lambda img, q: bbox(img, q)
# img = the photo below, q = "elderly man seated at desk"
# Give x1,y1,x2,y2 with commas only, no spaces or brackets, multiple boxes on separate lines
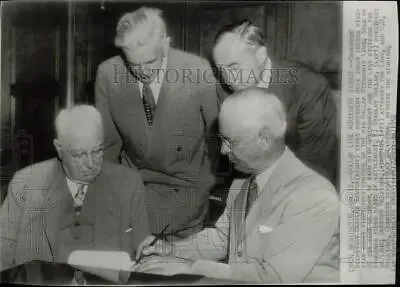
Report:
135,88,340,283
0,105,152,272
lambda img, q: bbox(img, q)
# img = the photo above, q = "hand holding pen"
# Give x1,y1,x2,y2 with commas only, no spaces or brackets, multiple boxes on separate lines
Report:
134,224,173,263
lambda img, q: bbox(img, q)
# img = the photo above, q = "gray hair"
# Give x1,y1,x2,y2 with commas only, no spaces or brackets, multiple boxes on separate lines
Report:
55,105,103,143
114,6,167,49
214,20,265,51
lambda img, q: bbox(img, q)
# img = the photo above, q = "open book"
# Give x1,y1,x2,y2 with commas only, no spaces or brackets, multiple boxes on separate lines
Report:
67,250,134,284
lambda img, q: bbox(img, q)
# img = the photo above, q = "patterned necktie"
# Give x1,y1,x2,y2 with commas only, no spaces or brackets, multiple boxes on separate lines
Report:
245,176,258,218
74,184,86,208
142,83,156,127
72,269,87,285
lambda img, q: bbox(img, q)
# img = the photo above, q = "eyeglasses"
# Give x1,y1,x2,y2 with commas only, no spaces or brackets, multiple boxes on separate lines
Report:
218,133,239,149
218,132,260,149
65,144,104,163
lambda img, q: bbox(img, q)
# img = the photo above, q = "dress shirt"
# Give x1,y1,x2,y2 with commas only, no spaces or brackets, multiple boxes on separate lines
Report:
66,177,88,205
257,57,272,89
137,54,168,104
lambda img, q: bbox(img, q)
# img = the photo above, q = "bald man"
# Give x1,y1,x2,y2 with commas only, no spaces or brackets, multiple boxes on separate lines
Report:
0,105,152,272
135,88,340,283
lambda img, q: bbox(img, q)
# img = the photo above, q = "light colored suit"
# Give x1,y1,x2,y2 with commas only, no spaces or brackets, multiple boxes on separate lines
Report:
95,48,220,237
174,149,340,283
0,159,150,271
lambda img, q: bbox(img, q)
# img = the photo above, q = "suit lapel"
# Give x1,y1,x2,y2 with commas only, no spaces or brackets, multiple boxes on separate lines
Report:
113,60,150,145
145,49,190,160
243,181,274,237
40,160,70,261
243,149,300,237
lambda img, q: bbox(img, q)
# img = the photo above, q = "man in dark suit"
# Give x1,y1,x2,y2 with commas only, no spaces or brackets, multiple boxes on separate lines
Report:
95,7,220,238
0,105,151,271
212,20,338,186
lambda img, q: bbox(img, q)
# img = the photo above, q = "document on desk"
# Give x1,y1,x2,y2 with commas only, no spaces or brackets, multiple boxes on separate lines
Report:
67,250,134,284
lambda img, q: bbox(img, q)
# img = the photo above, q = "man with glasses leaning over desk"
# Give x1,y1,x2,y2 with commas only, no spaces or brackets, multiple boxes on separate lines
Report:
136,88,340,283
0,105,153,276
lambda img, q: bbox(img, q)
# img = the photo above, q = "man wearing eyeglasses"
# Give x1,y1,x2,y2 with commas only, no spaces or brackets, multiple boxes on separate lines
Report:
135,88,339,283
0,105,152,272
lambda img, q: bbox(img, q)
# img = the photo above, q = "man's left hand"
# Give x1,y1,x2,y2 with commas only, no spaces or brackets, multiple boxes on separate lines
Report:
131,255,193,276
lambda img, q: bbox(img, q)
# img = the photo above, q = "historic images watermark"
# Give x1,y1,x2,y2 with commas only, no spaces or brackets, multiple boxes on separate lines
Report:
111,63,299,86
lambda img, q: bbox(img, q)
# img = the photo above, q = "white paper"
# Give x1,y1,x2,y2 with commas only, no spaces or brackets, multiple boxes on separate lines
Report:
67,250,134,283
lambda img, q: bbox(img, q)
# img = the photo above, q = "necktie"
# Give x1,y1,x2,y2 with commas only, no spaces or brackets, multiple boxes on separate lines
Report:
245,176,258,218
72,270,87,285
74,184,86,208
142,83,156,127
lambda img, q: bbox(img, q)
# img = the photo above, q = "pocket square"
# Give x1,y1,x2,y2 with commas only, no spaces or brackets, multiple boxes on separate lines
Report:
257,225,274,234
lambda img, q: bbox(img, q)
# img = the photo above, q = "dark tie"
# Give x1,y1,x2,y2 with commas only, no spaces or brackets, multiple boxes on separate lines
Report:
74,184,86,207
245,176,258,218
73,184,87,215
73,269,87,285
142,83,156,127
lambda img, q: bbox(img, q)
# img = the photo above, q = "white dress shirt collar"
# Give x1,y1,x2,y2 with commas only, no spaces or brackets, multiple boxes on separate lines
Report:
138,53,169,104
257,57,272,89
66,177,88,201
254,147,287,194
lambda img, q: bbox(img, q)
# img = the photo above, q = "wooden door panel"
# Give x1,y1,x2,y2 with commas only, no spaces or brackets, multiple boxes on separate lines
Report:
4,2,67,170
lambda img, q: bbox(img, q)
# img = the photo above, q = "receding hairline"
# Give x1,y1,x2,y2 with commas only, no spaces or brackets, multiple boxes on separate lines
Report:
212,32,260,60
214,20,265,51
55,105,104,142
115,7,167,49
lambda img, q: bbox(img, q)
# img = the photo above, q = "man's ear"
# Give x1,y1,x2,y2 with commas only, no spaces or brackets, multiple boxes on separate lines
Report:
255,45,268,64
163,37,171,56
53,139,62,159
258,128,271,151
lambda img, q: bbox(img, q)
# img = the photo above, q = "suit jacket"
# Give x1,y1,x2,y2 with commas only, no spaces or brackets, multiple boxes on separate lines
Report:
174,149,340,283
0,159,150,271
95,48,220,237
216,55,338,186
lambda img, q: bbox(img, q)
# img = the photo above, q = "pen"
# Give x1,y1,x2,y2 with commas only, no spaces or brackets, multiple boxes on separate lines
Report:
136,224,170,263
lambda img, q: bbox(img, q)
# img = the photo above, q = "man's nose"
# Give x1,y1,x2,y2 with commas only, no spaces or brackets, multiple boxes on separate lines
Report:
84,154,95,168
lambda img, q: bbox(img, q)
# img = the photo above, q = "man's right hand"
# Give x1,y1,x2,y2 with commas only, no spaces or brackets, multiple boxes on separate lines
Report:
141,239,174,257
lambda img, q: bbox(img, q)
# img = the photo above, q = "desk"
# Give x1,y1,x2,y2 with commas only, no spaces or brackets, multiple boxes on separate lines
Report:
1,261,243,285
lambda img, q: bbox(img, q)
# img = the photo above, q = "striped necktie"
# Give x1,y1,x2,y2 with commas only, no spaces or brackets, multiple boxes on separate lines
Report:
74,184,86,208
72,269,87,285
142,83,156,127
245,176,258,218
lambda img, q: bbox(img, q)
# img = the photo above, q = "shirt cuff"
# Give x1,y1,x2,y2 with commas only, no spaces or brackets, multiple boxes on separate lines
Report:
190,259,233,279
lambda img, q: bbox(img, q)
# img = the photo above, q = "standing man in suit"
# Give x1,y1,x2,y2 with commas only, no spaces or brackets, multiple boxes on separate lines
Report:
136,88,340,283
95,7,220,239
212,20,338,186
0,105,152,271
